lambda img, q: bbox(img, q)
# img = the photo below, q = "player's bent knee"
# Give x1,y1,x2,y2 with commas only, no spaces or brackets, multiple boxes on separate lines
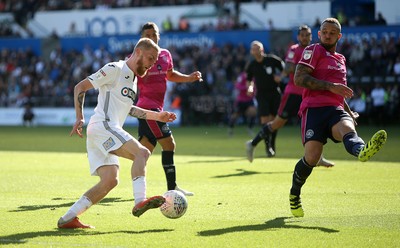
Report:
139,147,151,161
100,177,119,192
304,155,320,167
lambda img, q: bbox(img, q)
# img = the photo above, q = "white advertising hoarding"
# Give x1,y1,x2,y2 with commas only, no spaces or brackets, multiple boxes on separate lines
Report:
32,1,330,36
0,108,181,126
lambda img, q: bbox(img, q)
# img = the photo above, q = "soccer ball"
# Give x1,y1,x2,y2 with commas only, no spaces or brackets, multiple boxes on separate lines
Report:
160,190,188,219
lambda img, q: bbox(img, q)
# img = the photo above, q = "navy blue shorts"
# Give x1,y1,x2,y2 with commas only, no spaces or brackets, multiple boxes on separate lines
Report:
300,106,352,145
277,93,302,119
138,109,172,147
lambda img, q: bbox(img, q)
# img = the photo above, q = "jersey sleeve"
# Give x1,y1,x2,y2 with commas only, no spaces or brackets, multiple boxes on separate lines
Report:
298,44,320,70
285,45,296,64
164,49,174,71
88,62,119,89
273,55,285,74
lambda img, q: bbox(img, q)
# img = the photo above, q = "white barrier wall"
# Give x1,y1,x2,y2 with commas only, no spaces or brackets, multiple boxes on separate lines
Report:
0,108,181,126
32,1,330,36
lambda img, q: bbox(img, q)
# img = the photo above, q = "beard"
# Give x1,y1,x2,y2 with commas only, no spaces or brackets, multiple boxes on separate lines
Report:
136,57,148,77
321,38,338,51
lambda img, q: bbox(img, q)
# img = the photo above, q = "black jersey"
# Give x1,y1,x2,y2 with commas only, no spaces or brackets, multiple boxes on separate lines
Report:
246,54,285,94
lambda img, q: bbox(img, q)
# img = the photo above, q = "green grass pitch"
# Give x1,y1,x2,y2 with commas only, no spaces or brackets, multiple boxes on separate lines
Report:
0,125,399,247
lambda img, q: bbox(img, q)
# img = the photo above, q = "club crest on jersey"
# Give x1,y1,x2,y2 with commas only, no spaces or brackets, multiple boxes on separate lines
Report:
157,64,162,71
121,87,136,102
265,66,272,74
303,50,312,60
95,69,107,79
102,137,116,151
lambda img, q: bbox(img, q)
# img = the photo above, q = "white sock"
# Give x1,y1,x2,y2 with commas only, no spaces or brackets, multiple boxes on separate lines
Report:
133,176,146,205
61,195,93,221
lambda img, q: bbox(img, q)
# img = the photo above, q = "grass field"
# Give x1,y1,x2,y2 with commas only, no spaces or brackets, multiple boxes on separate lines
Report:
0,125,399,247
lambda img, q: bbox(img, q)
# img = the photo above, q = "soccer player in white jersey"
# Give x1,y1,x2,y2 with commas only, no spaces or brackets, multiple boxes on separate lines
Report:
57,38,177,229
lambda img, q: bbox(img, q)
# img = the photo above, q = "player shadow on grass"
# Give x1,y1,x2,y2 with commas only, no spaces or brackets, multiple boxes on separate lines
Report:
9,197,131,212
197,217,339,236
187,158,244,164
212,169,292,178
0,229,174,245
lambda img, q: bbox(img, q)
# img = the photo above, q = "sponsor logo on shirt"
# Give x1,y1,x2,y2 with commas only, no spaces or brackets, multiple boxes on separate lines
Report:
147,71,167,76
327,62,344,71
121,87,136,102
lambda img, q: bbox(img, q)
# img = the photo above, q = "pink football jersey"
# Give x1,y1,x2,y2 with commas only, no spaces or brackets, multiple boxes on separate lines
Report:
284,43,306,95
137,49,173,110
298,43,347,115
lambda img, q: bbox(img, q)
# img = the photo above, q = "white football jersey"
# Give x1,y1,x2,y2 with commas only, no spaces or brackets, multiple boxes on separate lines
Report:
88,60,137,126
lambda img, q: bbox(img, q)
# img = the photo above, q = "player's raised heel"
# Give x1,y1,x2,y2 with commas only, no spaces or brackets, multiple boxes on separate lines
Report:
246,140,255,162
175,186,194,196
289,194,304,217
57,217,94,229
317,157,335,167
358,130,387,162
266,147,275,157
132,195,165,217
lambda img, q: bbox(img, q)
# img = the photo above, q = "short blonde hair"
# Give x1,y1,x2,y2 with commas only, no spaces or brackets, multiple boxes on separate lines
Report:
321,17,341,32
134,37,159,53
251,40,264,50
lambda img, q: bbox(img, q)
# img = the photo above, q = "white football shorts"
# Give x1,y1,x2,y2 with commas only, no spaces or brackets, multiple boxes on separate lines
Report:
86,121,133,176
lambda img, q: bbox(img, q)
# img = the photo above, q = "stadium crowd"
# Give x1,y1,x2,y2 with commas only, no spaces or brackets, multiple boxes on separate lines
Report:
0,0,398,125
0,32,399,125
0,0,251,36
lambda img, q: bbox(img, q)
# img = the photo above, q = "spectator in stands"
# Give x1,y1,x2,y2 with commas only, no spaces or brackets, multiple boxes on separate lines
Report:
387,85,399,123
348,87,367,124
178,16,190,32
370,83,387,126
349,42,365,76
375,12,387,26
162,16,173,32
393,56,400,75
22,102,34,127
313,17,321,29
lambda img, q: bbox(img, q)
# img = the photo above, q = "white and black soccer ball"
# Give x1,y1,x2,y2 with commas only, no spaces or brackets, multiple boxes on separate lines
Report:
160,190,188,219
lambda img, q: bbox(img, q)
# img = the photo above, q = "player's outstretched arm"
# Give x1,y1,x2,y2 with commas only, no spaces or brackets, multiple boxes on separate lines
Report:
167,69,202,83
70,78,94,138
129,106,176,123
